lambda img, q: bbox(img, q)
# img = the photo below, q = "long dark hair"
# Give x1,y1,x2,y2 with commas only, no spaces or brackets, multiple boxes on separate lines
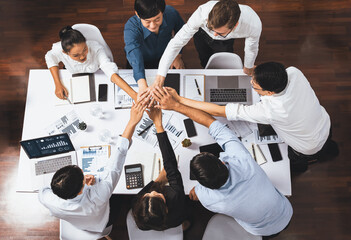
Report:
132,182,168,230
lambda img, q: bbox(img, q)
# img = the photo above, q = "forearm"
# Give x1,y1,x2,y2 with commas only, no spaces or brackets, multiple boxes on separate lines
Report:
179,97,226,117
111,74,137,101
49,66,62,87
173,102,215,128
154,121,164,133
121,121,137,141
137,78,148,90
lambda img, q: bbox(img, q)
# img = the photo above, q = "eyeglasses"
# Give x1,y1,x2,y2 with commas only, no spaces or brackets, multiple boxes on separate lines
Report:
206,23,233,38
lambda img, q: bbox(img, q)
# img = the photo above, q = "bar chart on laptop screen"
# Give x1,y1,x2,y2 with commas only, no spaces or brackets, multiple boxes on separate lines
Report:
36,135,71,155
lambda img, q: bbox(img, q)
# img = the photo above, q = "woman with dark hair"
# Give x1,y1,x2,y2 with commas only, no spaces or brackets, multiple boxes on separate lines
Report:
45,26,136,100
132,106,187,231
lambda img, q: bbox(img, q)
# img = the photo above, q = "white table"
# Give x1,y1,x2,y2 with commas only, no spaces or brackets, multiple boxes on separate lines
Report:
17,69,291,196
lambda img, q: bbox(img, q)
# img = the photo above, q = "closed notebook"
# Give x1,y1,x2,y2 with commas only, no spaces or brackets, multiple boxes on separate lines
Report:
55,73,96,105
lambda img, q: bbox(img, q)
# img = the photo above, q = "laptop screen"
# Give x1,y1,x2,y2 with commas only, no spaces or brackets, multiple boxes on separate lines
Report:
20,133,75,159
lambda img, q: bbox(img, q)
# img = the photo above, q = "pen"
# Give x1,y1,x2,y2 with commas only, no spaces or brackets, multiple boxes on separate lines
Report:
251,144,257,162
158,158,161,174
64,95,72,105
194,79,201,95
137,123,153,136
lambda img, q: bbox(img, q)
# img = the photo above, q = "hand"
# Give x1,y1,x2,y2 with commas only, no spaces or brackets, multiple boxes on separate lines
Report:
243,66,255,76
147,75,166,107
55,84,68,100
152,86,179,110
85,175,96,186
129,101,147,125
146,106,162,126
164,87,181,102
189,187,199,201
170,54,185,69
137,79,149,102
155,168,167,184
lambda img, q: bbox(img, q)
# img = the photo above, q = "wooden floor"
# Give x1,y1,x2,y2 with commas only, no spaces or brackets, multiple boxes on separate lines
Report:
1,0,350,239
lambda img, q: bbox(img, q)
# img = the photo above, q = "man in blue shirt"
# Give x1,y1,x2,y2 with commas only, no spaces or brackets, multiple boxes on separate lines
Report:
150,86,293,239
124,0,184,98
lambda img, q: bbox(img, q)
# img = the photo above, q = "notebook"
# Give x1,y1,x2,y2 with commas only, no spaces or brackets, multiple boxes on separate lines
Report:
20,133,77,191
55,73,96,105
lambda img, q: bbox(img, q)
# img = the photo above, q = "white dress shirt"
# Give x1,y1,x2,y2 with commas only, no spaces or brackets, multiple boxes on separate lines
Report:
157,1,262,77
38,137,129,233
45,40,118,80
225,67,330,155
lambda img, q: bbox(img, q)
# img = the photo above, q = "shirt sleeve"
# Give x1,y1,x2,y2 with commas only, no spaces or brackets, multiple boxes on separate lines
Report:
208,120,249,159
242,7,262,68
124,19,146,82
225,102,271,124
45,43,61,69
94,42,119,80
157,3,209,77
89,136,129,203
156,131,184,193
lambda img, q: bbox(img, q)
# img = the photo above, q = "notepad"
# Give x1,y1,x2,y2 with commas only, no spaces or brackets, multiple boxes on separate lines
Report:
55,73,95,105
184,75,205,101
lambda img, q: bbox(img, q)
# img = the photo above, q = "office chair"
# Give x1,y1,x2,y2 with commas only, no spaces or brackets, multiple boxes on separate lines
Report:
72,23,114,61
205,52,243,69
202,214,262,240
59,219,113,240
126,209,183,240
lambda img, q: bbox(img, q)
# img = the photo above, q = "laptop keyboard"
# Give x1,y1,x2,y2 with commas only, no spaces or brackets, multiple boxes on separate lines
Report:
210,88,247,102
35,156,72,176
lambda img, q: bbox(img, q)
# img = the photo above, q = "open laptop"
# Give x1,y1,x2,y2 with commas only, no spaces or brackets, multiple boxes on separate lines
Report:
20,133,77,190
205,75,252,105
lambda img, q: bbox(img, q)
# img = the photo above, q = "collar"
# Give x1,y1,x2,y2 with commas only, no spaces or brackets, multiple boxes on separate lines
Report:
220,161,232,189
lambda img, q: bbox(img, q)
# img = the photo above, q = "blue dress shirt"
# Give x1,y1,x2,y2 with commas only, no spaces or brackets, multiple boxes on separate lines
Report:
195,121,293,236
124,5,184,81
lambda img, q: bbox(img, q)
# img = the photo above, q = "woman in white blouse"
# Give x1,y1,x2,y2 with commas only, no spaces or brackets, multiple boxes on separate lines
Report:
45,26,137,100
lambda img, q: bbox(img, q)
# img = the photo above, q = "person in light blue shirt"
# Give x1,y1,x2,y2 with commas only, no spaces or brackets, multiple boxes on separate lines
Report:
124,0,184,97
150,86,293,239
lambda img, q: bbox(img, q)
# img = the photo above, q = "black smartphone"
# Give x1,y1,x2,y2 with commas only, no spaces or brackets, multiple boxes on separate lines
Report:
268,143,283,162
98,84,108,101
183,118,197,137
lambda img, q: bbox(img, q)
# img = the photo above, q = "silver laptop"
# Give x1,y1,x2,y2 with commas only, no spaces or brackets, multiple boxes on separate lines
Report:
20,133,77,190
205,75,252,105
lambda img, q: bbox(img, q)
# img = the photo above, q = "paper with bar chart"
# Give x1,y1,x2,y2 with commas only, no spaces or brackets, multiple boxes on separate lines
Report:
134,112,185,149
45,110,82,137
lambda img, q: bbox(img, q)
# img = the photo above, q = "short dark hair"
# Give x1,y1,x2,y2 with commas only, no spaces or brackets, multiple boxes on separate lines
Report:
134,0,166,19
190,152,229,189
132,193,168,230
59,26,86,53
208,0,241,29
51,165,84,200
254,62,288,93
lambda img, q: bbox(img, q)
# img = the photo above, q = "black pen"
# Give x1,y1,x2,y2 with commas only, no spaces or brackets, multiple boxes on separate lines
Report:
138,123,153,136
194,79,201,95
251,144,257,162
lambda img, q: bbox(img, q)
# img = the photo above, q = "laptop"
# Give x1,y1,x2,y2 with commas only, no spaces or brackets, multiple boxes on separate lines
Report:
20,133,77,190
205,75,252,105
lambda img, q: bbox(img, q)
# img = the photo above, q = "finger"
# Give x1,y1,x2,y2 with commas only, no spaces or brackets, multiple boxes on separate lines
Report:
163,87,170,96
153,86,164,98
148,98,155,108
138,89,150,101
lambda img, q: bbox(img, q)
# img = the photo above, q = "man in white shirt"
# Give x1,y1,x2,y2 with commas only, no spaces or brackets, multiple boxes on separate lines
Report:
38,102,147,233
163,62,339,172
149,0,261,90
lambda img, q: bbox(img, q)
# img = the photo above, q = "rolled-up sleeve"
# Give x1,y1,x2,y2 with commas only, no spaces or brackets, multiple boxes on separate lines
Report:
225,102,270,124
124,20,146,82
96,45,118,81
